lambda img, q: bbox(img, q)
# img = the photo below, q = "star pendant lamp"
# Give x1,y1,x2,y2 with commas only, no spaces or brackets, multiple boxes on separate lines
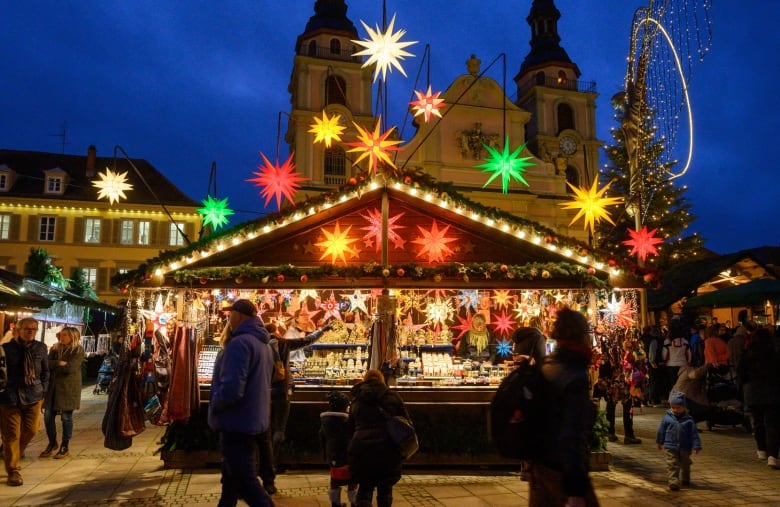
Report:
623,225,664,261
345,119,401,174
93,168,133,204
352,14,417,83
247,152,308,211
410,85,445,123
411,219,457,263
316,221,360,265
197,195,234,230
560,178,623,234
475,137,534,193
308,110,345,148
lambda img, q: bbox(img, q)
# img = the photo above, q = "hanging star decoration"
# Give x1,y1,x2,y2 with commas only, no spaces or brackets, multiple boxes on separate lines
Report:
342,290,369,314
360,207,406,251
496,339,513,358
308,110,345,148
352,14,417,83
457,289,480,312
298,289,319,302
411,219,457,263
247,152,308,211
316,221,360,264
623,225,664,261
450,314,473,341
93,168,133,204
197,195,234,230
402,311,427,334
601,293,636,328
410,85,445,123
475,137,534,193
345,119,401,174
492,289,515,309
490,310,516,337
424,297,455,326
560,178,623,234
318,292,342,321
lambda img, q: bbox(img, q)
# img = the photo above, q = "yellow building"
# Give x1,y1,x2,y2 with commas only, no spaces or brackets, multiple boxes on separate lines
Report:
0,146,201,305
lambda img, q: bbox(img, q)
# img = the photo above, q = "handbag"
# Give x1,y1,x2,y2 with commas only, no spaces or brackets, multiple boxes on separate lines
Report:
379,406,419,459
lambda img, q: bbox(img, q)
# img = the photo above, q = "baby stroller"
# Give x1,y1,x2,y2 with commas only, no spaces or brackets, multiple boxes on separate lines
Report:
93,353,117,394
705,366,750,431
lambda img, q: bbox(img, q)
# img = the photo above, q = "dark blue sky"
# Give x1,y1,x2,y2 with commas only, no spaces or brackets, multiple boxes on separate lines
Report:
1,1,778,254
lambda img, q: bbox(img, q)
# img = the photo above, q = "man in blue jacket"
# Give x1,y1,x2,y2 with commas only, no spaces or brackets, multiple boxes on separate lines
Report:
208,299,274,507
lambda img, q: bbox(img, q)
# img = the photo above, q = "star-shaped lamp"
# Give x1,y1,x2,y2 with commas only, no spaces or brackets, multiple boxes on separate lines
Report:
308,110,345,148
411,219,457,263
410,85,445,123
345,119,401,174
559,178,623,234
247,152,308,211
316,221,360,264
93,168,133,204
352,14,417,83
198,195,234,230
475,137,534,193
623,225,664,261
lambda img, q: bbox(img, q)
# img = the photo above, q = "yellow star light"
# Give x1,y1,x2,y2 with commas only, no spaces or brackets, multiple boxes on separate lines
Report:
559,178,623,234
345,118,401,174
352,14,416,83
93,168,133,204
308,110,345,148
316,221,360,265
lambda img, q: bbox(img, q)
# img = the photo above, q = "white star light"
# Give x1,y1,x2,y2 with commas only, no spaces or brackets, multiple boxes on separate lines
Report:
93,168,133,204
352,14,416,83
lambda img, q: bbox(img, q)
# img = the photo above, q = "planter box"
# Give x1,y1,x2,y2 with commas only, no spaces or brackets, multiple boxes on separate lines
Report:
589,451,612,471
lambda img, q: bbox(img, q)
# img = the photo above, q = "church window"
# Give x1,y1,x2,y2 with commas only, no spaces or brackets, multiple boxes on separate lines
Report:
565,166,579,193
325,75,347,106
308,40,317,56
330,38,341,55
557,103,574,132
324,147,346,185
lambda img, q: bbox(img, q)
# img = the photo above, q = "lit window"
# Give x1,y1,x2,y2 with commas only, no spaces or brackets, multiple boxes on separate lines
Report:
138,221,150,245
120,220,134,245
46,177,62,193
169,222,186,246
84,218,101,243
83,267,98,289
0,214,10,240
39,216,56,241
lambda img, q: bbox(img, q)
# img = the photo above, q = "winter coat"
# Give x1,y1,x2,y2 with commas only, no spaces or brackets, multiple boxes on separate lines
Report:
348,378,408,485
320,410,353,468
536,346,595,498
44,343,85,411
736,335,780,407
511,327,547,364
671,364,709,408
663,338,691,367
208,317,273,434
0,338,50,406
656,410,702,452
271,327,325,399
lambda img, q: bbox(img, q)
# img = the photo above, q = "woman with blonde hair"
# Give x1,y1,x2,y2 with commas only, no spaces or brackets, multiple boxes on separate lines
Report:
40,326,84,458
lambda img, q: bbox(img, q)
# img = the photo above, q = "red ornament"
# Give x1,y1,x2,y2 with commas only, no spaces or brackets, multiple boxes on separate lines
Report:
300,274,308,283
587,267,596,275
348,177,357,186
199,277,207,285
580,248,588,257
643,273,655,283
276,274,285,282
608,259,617,267
396,268,405,277
500,264,508,273
120,287,128,293
404,175,412,185
545,235,554,244
235,276,244,284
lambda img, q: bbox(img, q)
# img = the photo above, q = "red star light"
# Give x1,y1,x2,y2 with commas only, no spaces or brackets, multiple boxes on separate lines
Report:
360,207,406,252
247,152,308,211
411,220,457,263
622,226,664,261
410,85,445,123
490,310,516,337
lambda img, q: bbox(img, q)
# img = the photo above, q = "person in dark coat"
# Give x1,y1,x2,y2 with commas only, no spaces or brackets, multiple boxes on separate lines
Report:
348,368,410,507
511,321,547,365
736,327,780,468
320,390,357,507
40,326,85,459
529,308,599,507
0,317,49,487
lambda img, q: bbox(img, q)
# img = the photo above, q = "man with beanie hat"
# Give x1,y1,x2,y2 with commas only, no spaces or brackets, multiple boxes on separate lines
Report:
656,390,702,491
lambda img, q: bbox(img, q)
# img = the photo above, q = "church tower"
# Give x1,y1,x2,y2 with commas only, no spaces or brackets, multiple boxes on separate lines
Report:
287,0,375,190
514,0,600,193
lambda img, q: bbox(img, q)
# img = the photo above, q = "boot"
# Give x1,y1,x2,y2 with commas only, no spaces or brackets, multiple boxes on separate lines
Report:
54,441,70,459
39,441,58,458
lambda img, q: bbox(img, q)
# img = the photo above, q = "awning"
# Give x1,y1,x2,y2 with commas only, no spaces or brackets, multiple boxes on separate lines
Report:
685,278,780,308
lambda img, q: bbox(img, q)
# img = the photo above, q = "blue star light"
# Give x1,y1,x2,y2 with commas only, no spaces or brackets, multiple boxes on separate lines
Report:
496,339,513,357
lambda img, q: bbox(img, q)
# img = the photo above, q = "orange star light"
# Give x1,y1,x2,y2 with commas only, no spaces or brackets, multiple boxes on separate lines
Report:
316,221,360,265
247,152,308,211
345,118,401,174
411,219,457,263
308,110,345,148
410,85,445,123
623,225,664,261
559,178,623,233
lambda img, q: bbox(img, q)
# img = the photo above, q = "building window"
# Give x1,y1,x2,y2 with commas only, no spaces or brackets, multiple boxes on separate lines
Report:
330,38,341,55
325,75,347,106
308,40,317,56
0,174,7,190
46,176,63,193
120,220,134,245
0,214,10,240
324,147,346,185
565,166,579,193
84,218,101,243
557,103,574,132
535,71,545,85
82,267,98,289
169,222,186,247
138,221,150,245
39,216,56,241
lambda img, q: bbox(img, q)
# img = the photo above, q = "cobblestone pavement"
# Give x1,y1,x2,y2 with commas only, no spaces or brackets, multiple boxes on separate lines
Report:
1,384,777,506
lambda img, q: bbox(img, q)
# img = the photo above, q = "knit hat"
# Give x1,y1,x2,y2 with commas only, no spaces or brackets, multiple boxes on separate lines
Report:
226,299,257,317
669,390,686,407
326,390,349,411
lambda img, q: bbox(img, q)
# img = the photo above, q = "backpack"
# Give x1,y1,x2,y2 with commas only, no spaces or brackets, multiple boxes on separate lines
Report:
270,339,286,384
490,359,548,460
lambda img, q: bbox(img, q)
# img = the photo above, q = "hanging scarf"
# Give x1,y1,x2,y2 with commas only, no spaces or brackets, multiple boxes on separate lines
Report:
22,341,37,386
470,330,489,354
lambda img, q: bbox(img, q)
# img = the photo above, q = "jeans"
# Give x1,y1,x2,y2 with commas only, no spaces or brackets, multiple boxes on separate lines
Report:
44,408,74,444
256,429,275,486
218,431,274,507
0,400,44,473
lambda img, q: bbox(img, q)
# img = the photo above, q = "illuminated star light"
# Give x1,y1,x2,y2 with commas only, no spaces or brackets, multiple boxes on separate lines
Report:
410,85,445,123
411,219,457,263
492,289,515,309
601,293,636,328
496,339,513,358
475,137,534,193
424,297,455,326
360,207,406,251
316,221,360,264
345,119,401,174
197,195,234,230
450,314,473,341
623,226,664,261
319,292,342,321
247,152,308,211
560,178,623,234
342,290,369,314
491,311,516,337
93,168,133,204
352,14,417,83
457,289,480,312
402,312,427,334
308,110,345,148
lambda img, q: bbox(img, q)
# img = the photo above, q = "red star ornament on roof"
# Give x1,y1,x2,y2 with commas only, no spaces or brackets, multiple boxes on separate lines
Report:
360,207,406,252
411,219,457,263
345,119,401,174
623,225,664,261
247,152,308,211
410,85,445,123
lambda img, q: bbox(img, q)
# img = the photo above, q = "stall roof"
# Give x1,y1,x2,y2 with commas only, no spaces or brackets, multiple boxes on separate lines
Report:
685,278,780,308
0,269,120,314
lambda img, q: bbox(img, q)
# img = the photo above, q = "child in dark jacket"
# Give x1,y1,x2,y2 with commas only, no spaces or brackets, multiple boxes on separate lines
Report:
656,391,702,491
320,391,357,507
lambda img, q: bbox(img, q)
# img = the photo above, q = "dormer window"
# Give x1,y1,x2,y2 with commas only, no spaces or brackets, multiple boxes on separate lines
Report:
0,164,12,192
43,167,67,195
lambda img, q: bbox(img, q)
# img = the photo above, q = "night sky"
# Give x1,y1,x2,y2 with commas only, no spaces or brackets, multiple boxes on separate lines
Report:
1,1,777,254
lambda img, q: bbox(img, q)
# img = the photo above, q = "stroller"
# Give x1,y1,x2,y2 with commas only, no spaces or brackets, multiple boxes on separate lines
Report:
93,353,118,394
705,366,750,431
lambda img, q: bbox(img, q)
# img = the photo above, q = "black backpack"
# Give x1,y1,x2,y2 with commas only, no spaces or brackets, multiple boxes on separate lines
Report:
490,359,548,460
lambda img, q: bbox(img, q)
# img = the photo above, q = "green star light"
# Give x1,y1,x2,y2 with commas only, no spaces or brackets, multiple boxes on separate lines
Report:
475,137,534,193
198,195,234,230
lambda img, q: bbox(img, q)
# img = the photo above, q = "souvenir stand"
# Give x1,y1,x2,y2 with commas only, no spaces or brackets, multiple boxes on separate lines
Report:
119,173,644,467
